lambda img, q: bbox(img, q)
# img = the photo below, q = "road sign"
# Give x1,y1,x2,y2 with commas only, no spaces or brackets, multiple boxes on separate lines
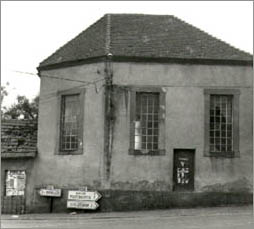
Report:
67,200,99,210
68,190,102,201
39,189,61,197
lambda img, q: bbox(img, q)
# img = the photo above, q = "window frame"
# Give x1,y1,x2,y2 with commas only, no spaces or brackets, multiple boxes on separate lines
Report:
204,89,240,158
56,88,85,155
129,87,166,156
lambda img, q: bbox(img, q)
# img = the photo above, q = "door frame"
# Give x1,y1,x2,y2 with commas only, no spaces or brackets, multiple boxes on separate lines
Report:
173,148,195,192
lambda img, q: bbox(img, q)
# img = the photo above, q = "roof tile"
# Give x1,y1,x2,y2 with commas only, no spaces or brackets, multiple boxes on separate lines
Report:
39,14,252,68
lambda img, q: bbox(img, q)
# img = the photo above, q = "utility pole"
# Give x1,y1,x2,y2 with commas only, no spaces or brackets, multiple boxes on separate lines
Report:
103,53,114,188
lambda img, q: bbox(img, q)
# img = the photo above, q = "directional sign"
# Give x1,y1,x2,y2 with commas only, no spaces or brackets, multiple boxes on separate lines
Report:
67,200,99,210
68,190,102,201
39,189,61,197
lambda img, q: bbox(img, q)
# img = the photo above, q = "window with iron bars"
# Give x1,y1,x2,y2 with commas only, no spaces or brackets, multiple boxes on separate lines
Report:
209,95,233,153
59,92,83,154
204,89,240,158
134,92,160,151
129,88,166,156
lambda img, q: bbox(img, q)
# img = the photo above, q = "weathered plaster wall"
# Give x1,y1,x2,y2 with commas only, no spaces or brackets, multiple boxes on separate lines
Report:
30,63,106,211
30,61,252,212
110,62,253,193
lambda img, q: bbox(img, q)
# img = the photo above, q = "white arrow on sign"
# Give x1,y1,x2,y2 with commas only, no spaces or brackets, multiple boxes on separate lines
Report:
67,200,99,210
68,190,102,201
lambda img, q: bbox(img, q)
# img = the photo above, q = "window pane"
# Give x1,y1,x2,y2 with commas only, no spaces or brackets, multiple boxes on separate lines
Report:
134,92,160,151
153,143,158,150
60,94,80,151
209,95,233,154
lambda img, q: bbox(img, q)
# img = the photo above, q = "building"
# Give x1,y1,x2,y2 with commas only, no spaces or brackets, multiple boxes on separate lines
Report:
1,120,37,214
6,14,254,213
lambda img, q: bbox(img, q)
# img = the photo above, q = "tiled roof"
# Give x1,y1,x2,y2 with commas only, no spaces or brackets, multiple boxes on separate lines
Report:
39,14,252,69
1,120,37,158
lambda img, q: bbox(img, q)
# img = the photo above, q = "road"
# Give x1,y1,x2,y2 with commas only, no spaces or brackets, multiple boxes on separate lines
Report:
1,205,253,229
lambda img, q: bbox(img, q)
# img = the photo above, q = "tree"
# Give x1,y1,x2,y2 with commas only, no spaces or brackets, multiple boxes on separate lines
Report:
1,82,9,105
1,85,8,104
2,95,39,120
1,83,9,117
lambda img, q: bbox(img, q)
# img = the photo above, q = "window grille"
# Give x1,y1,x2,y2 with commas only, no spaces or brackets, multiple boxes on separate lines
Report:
134,92,160,151
60,94,80,151
209,95,233,153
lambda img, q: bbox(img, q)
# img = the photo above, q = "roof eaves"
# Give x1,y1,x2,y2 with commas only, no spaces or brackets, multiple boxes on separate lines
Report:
37,55,253,72
37,56,108,71
110,55,253,66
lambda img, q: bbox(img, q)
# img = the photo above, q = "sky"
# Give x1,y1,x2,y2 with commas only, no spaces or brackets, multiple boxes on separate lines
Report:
1,1,253,108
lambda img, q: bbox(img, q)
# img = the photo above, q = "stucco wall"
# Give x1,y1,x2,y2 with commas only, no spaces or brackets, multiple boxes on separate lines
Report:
30,63,106,211
110,62,253,193
29,61,252,212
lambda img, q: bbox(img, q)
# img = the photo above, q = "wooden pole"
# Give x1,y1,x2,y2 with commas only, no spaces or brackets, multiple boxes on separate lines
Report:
49,197,53,213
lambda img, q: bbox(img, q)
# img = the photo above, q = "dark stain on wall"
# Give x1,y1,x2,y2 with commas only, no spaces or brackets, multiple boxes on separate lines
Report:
201,178,252,193
111,180,171,191
98,190,253,212
29,189,253,213
209,157,238,176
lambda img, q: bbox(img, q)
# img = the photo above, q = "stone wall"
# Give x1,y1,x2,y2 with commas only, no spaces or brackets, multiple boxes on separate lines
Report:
1,119,37,157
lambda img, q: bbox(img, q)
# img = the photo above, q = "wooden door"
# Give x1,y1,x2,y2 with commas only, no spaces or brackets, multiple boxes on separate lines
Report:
173,149,195,192
2,170,26,214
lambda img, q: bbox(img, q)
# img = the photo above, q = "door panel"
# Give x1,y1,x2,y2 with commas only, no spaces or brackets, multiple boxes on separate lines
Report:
173,149,195,192
2,170,26,214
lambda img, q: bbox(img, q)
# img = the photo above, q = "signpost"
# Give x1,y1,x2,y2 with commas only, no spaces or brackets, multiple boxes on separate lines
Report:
39,186,61,213
67,200,99,210
68,190,101,201
67,189,101,210
39,189,61,197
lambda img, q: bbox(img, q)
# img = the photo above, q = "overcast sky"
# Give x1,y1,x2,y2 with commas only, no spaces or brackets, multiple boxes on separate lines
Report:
1,1,253,108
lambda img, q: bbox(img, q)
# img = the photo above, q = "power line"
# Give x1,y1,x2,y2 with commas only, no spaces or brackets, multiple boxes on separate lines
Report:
12,70,106,102
39,80,105,104
13,70,105,84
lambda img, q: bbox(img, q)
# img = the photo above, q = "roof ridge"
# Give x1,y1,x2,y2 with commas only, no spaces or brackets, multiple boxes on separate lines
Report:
172,15,252,57
105,14,111,55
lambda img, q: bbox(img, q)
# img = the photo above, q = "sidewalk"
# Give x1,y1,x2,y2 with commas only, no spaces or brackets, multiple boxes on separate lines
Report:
1,205,253,221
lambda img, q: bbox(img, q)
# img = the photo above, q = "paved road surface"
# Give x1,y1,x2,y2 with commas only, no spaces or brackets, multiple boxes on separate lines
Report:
1,205,253,229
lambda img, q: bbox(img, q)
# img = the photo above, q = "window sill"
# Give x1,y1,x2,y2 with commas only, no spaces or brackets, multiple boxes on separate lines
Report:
1,151,37,159
57,149,83,155
204,151,239,158
129,149,166,156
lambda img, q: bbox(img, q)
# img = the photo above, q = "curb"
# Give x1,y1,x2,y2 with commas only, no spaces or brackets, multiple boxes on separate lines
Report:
2,205,253,221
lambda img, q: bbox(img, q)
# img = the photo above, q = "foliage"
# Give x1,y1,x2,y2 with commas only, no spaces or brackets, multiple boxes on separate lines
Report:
1,83,9,105
2,95,39,120
1,83,9,116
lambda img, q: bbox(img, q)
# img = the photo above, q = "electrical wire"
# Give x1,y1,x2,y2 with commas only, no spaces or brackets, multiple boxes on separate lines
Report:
39,80,105,104
13,70,105,84
12,70,106,103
